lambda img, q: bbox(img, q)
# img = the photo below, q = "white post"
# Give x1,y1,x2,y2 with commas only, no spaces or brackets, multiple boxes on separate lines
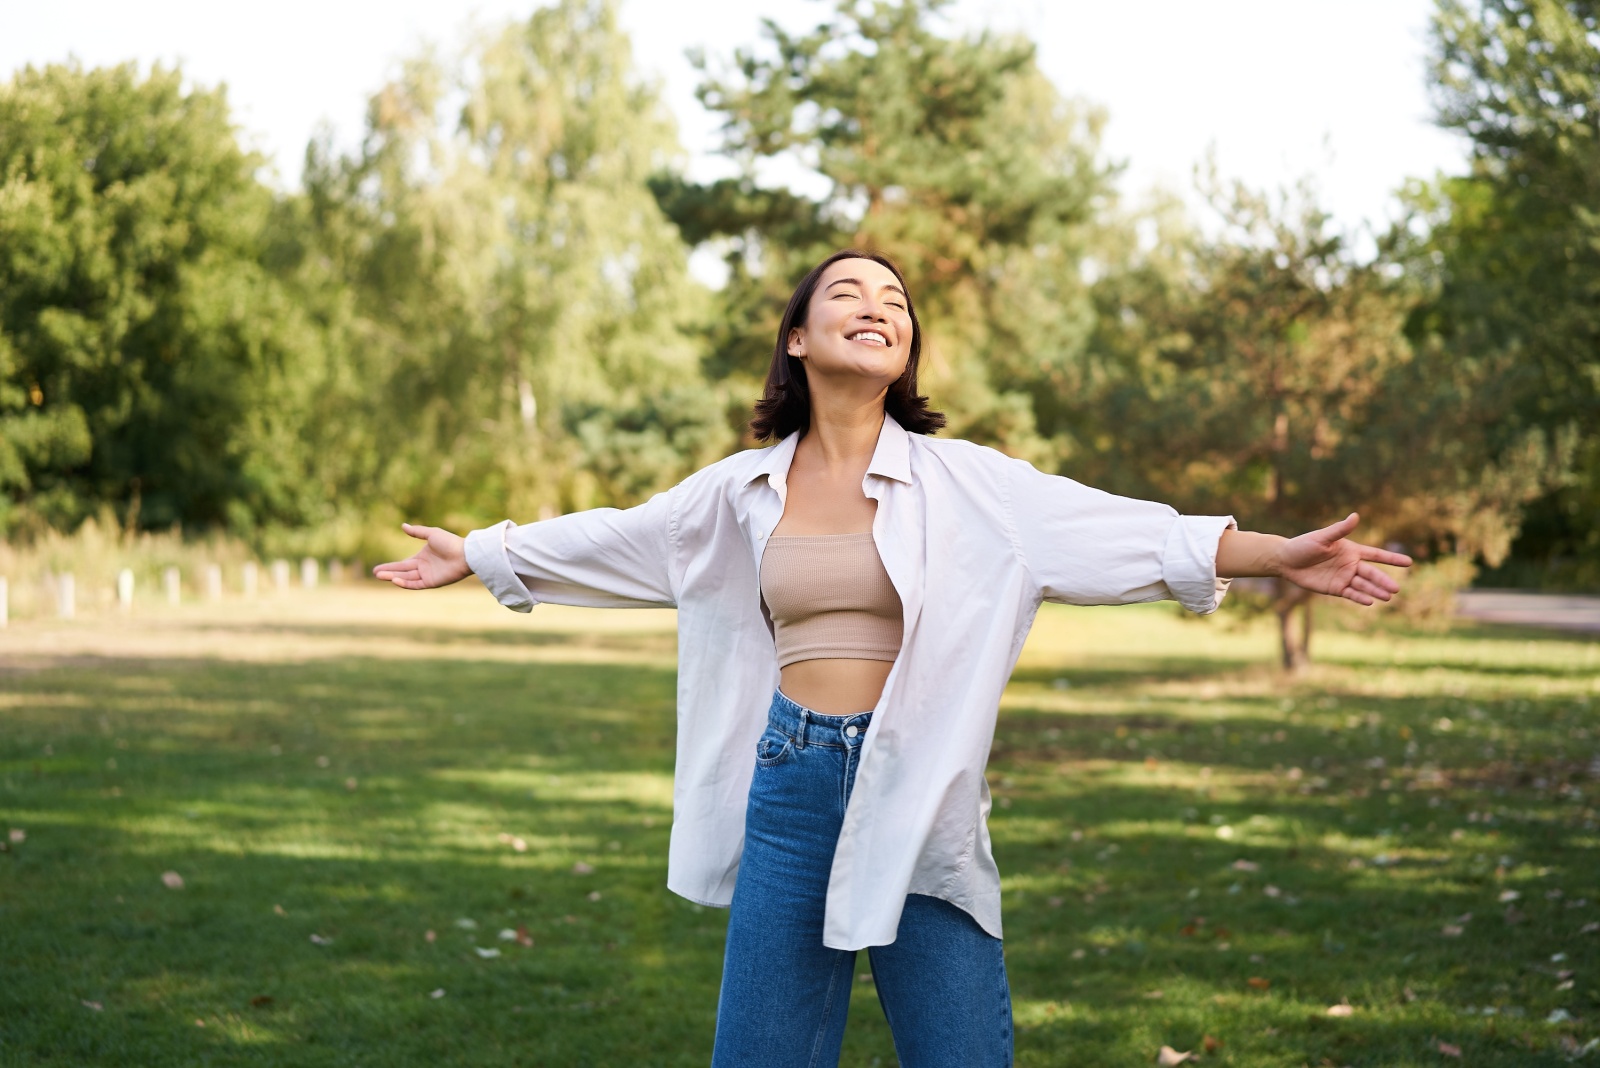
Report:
300,557,318,590
117,569,134,611
271,559,290,591
0,577,8,628
242,561,258,599
205,564,223,601
164,566,181,605
57,573,75,620
327,559,343,585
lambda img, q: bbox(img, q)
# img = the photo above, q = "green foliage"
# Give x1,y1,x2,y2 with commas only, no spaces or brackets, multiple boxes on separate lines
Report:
657,0,1112,457
1417,0,1600,586
0,62,321,535
1077,174,1564,665
294,0,728,532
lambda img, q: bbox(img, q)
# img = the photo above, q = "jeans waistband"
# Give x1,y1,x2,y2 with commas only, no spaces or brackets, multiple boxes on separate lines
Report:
768,689,873,750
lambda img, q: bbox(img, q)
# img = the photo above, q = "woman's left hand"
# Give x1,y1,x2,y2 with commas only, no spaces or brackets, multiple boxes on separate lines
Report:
1278,513,1412,605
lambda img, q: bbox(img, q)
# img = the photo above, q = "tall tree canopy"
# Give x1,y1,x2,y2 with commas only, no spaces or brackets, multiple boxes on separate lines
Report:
0,62,317,534
294,0,727,528
654,0,1114,458
1419,0,1600,585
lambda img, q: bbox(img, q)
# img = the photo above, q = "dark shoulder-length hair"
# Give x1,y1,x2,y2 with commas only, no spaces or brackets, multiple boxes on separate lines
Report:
749,248,946,442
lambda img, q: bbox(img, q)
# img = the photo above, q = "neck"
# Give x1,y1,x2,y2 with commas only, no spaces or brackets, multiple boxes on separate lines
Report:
802,385,887,470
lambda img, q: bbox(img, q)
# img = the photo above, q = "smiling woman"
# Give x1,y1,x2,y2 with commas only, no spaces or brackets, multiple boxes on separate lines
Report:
373,246,1411,1067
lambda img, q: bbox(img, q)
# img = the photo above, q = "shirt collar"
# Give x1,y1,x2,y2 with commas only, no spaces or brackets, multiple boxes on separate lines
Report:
748,412,914,488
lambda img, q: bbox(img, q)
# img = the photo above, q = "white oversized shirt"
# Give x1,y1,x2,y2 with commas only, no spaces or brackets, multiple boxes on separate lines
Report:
465,414,1235,950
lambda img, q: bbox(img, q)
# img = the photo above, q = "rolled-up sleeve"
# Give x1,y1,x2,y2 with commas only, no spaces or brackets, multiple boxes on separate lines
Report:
1005,459,1235,614
463,489,678,611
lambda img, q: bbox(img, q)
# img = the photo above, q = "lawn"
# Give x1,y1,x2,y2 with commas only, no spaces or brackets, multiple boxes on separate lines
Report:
1,586,1596,1066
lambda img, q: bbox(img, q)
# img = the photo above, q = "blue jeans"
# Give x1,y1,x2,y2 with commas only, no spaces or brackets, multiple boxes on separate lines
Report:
712,690,1013,1067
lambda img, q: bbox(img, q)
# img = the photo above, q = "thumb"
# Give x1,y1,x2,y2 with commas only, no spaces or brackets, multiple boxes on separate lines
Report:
400,522,435,541
1319,512,1359,543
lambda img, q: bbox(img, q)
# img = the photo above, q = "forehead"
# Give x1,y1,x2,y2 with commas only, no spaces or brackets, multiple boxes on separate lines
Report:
818,257,905,293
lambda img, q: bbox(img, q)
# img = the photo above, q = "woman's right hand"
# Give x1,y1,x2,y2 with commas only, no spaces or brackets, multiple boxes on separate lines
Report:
372,523,471,590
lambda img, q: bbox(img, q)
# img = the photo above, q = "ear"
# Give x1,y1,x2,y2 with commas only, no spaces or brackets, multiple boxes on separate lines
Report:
787,326,805,359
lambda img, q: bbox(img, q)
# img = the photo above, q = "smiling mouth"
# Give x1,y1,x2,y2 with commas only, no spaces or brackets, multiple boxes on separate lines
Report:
847,330,890,347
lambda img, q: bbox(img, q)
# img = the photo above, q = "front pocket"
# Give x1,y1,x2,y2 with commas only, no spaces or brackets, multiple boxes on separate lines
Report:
754,728,794,768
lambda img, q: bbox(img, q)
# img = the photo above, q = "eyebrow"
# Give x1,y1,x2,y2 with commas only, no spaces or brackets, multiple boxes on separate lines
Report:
825,277,907,299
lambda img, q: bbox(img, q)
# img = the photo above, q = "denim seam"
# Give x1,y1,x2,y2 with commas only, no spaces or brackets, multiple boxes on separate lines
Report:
807,951,849,1068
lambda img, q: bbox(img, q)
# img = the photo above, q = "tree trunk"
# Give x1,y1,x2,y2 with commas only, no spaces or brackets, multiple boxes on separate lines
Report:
1275,581,1313,672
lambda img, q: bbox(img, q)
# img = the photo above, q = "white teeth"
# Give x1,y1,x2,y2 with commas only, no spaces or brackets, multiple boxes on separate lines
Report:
850,331,888,346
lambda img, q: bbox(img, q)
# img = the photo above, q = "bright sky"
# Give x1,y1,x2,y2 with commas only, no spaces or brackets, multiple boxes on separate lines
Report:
2,0,1469,251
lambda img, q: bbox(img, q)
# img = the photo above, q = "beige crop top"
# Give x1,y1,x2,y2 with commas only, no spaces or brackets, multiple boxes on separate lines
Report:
759,532,904,668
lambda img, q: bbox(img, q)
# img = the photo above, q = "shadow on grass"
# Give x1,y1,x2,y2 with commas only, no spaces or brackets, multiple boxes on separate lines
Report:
1,636,1595,1065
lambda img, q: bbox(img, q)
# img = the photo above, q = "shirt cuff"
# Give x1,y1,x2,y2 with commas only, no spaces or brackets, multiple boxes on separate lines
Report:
464,521,537,613
1162,514,1237,614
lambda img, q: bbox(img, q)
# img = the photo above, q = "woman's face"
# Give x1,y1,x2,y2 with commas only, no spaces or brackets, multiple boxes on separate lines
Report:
788,258,913,389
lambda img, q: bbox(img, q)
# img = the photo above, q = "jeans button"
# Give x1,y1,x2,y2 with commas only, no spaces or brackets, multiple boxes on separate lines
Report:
845,725,859,739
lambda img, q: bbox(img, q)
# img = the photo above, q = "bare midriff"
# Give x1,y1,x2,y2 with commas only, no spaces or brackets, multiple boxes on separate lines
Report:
779,658,893,716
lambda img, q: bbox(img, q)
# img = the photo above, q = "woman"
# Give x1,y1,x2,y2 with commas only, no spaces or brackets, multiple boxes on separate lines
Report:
374,248,1410,1066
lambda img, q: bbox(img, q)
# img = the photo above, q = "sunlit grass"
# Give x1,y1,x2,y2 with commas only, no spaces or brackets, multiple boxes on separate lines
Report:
2,587,1596,1064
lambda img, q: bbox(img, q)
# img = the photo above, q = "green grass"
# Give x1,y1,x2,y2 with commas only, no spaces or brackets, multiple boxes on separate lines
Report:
2,589,1597,1065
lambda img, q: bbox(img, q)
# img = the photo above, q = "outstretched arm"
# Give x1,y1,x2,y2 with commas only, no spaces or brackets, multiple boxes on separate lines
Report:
372,523,470,589
1216,513,1412,606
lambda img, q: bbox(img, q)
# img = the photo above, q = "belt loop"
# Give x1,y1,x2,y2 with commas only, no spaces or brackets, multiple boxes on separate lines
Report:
796,708,808,750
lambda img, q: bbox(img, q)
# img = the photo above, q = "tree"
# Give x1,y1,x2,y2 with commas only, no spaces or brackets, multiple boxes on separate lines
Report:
295,0,726,532
0,62,319,534
653,0,1114,459
1078,175,1563,668
1420,0,1600,587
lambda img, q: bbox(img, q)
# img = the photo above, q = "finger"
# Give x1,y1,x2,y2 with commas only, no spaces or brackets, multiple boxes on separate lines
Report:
1348,574,1393,602
374,566,420,583
372,558,416,575
400,522,436,541
1317,512,1360,544
1341,585,1376,606
1356,561,1400,594
1356,541,1413,567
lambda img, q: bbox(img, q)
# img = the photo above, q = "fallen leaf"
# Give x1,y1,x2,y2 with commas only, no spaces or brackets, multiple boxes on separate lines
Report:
1438,1040,1462,1057
8,829,24,844
1326,1003,1354,1017
1499,889,1521,903
474,946,501,959
1582,922,1600,934
1402,986,1417,1002
195,1019,205,1027
498,928,517,942
1231,859,1260,872
309,934,332,945
316,755,330,768
455,918,477,930
515,925,533,947
1143,989,1165,999
1247,977,1270,990
160,871,184,890
1441,925,1464,937
429,988,446,999
1547,1008,1573,1023
344,777,358,791
1047,896,1063,908
1264,885,1282,898
273,904,286,916
497,833,512,844
512,837,527,853
587,890,602,902
81,1000,103,1011
1156,1046,1194,1065
249,995,273,1008
1070,948,1086,959
425,929,436,942
573,861,594,875
1202,1035,1221,1053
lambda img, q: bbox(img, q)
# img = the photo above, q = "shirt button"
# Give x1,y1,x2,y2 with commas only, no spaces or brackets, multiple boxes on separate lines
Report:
845,725,859,738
